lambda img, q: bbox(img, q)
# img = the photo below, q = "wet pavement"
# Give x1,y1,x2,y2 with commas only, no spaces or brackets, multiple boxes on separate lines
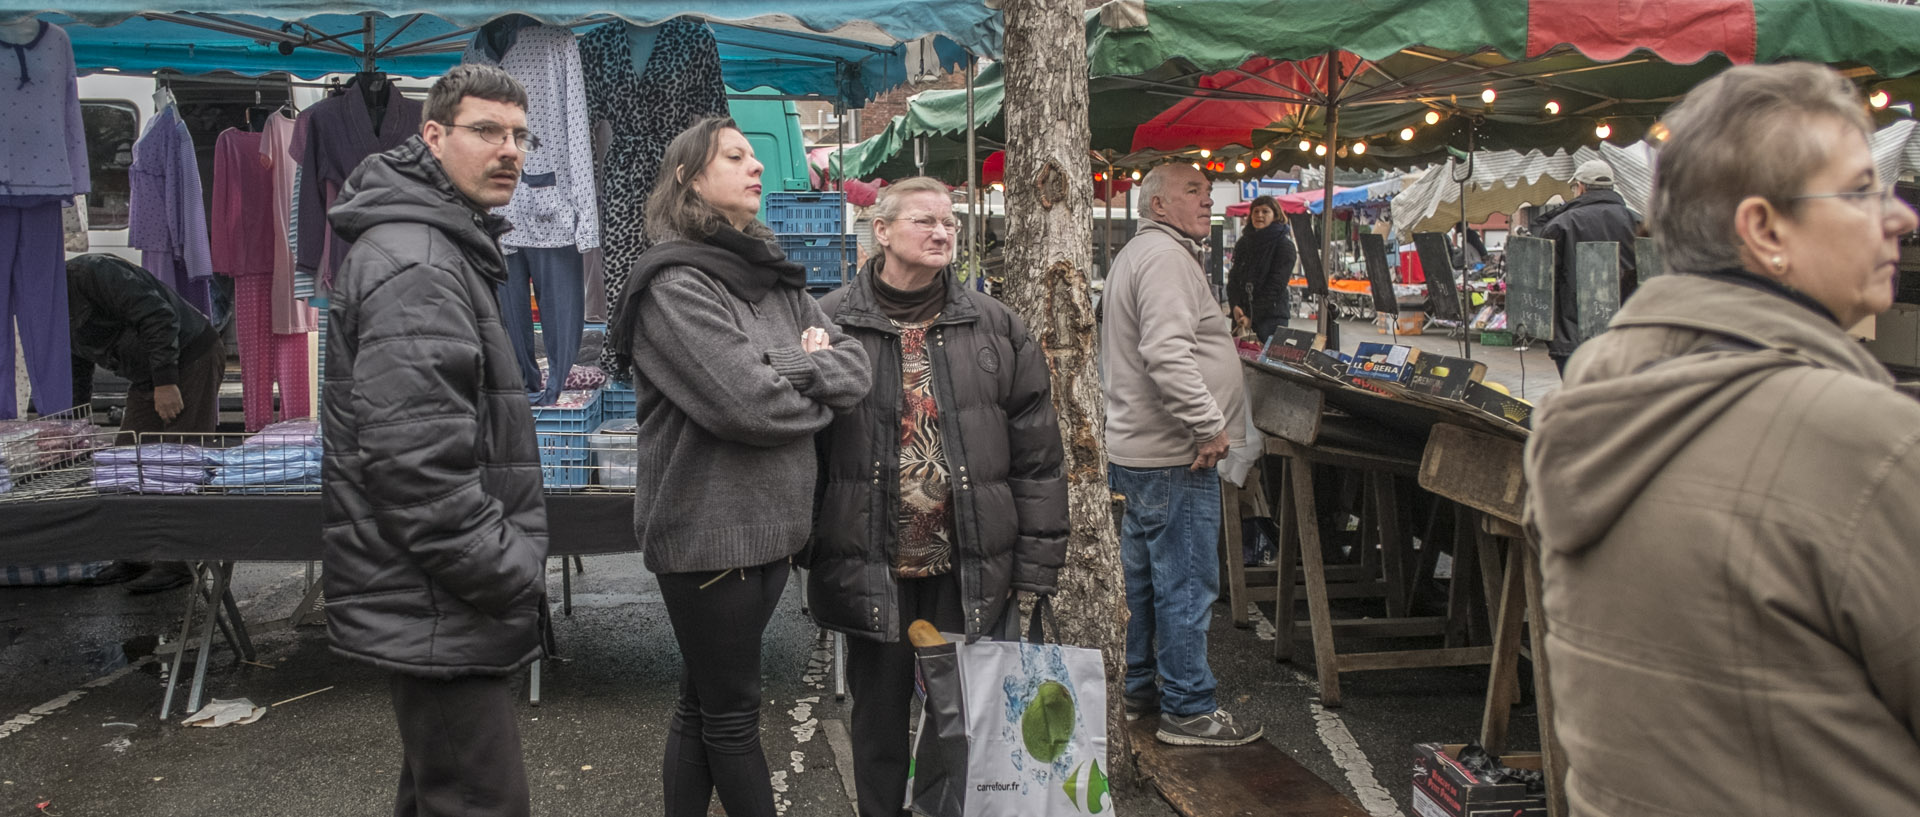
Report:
0,546,1524,816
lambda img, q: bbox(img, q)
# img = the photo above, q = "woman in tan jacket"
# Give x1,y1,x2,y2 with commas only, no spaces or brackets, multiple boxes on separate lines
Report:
1524,63,1920,816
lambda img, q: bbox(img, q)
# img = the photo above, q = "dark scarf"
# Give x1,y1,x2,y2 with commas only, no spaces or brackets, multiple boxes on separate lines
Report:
609,224,807,376
865,256,948,324
1694,267,1840,326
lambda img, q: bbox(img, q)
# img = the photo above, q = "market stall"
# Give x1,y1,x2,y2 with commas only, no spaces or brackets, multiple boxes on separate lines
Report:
0,0,1009,719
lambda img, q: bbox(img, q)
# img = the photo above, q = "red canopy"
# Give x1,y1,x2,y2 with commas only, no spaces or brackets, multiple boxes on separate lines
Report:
1225,186,1355,217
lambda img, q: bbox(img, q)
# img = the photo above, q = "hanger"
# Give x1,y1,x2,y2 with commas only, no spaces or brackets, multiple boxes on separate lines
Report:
151,77,176,113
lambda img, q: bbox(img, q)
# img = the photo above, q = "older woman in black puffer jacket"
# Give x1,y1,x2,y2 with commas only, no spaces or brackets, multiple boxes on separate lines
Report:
808,176,1069,817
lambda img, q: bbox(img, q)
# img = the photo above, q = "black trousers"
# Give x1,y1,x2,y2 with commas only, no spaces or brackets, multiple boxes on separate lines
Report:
120,342,224,435
846,571,966,817
656,559,791,817
388,673,530,817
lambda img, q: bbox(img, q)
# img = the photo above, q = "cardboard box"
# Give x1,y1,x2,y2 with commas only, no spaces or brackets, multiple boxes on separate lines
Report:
1462,381,1533,429
1406,354,1489,401
1411,743,1547,817
1377,310,1426,335
1349,342,1421,383
1298,349,1349,380
1260,328,1325,368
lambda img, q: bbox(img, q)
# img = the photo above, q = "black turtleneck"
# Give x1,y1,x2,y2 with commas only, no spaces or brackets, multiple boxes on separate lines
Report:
871,264,948,325
1695,267,1840,326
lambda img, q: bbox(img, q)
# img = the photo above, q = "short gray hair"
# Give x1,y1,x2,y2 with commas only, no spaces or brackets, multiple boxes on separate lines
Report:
1651,63,1872,275
1136,164,1184,220
872,177,951,223
424,64,528,125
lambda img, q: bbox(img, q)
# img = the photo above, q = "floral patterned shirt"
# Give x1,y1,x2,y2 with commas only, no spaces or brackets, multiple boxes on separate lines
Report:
893,318,953,578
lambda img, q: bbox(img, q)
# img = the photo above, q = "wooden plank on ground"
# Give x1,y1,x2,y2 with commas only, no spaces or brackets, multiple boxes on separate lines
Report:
1130,718,1370,817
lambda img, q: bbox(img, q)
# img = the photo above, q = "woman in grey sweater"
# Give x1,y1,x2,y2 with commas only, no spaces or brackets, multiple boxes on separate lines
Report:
609,116,871,817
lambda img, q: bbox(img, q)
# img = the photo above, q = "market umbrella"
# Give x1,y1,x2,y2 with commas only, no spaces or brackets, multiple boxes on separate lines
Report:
1088,0,1920,166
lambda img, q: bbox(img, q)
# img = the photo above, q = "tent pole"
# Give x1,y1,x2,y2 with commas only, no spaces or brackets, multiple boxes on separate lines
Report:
837,99,848,285
361,15,375,73
1103,154,1115,273
966,54,980,291
1458,125,1476,360
1318,51,1341,349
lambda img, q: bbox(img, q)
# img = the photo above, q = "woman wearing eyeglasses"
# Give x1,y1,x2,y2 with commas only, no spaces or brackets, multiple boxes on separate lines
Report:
610,115,872,817
1524,63,1920,815
806,176,1069,817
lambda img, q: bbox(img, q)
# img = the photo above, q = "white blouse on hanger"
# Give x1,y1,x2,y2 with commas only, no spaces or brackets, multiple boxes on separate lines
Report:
466,25,601,252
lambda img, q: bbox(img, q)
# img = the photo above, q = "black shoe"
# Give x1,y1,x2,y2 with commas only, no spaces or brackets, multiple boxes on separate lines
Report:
86,561,151,586
125,563,194,594
1122,692,1160,722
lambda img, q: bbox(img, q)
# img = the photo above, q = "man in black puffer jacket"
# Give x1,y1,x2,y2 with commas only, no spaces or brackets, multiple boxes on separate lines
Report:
321,65,547,817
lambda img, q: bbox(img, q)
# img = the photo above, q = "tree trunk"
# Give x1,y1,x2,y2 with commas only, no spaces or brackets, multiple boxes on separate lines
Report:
1000,0,1136,790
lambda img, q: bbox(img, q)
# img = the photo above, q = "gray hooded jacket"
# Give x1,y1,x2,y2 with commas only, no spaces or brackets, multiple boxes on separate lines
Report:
320,136,550,678
1524,272,1920,815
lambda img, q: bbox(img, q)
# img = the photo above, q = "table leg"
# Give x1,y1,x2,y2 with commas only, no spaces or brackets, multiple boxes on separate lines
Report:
159,565,204,720
1523,545,1569,817
1219,476,1250,628
1478,541,1527,754
219,569,257,663
1273,459,1301,663
186,561,235,715
1290,455,1343,706
1374,473,1408,618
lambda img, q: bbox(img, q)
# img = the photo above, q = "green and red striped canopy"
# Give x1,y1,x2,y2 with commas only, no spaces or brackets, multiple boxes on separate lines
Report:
1089,0,1920,165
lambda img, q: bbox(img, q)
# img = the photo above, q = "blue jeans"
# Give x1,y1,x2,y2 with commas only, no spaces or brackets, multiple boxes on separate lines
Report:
1109,463,1222,717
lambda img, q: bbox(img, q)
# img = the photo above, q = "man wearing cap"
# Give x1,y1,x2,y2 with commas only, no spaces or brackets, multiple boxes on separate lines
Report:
1537,159,1641,373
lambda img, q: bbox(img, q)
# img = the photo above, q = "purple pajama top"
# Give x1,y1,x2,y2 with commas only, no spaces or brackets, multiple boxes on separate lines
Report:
0,21,89,203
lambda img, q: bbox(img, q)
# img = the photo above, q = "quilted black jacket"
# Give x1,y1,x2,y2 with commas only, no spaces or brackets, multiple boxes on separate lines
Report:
809,268,1068,644
320,136,549,678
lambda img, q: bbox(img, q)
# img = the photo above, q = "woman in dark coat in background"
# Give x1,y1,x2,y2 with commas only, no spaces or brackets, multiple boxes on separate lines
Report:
1227,195,1297,340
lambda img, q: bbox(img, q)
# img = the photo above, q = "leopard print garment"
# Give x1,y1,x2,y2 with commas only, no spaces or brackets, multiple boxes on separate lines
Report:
578,18,729,376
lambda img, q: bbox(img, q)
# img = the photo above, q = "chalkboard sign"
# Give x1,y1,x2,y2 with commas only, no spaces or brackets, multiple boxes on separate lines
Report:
1359,233,1397,314
1575,242,1622,342
1412,232,1463,321
1287,211,1328,296
1634,237,1662,282
1504,236,1555,342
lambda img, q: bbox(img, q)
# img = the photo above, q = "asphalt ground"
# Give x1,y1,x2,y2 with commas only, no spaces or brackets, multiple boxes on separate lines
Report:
1,541,1528,817
5,314,1532,816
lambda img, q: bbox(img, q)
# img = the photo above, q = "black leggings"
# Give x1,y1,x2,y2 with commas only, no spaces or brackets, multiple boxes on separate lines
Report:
656,559,790,817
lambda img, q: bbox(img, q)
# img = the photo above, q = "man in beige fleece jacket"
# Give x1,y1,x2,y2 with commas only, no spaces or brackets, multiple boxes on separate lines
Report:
1101,163,1260,747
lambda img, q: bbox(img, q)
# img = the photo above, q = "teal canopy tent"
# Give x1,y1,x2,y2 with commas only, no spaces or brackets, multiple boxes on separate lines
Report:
1,1,1002,104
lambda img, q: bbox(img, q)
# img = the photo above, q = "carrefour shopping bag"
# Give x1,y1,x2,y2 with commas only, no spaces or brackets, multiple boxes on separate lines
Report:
908,597,1112,817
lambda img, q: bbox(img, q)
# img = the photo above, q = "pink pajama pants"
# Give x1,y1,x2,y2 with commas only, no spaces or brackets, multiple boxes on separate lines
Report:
233,276,310,432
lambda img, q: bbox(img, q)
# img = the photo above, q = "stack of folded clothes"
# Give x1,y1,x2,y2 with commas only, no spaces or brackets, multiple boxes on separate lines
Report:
92,444,215,494
207,419,323,493
245,418,320,448
208,444,321,493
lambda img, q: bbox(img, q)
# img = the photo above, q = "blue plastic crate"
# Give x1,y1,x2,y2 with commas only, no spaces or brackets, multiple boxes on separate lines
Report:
532,392,602,488
778,234,856,289
601,382,636,419
764,192,844,235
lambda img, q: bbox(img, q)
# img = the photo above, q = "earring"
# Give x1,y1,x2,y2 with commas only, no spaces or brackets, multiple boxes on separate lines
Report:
1771,255,1785,271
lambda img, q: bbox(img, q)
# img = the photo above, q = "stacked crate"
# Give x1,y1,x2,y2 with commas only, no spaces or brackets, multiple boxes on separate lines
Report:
765,192,855,293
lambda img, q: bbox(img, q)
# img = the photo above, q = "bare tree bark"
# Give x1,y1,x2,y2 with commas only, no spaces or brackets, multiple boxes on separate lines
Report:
999,0,1136,789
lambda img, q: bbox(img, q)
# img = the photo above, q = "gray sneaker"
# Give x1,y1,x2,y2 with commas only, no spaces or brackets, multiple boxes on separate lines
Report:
1156,707,1263,747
